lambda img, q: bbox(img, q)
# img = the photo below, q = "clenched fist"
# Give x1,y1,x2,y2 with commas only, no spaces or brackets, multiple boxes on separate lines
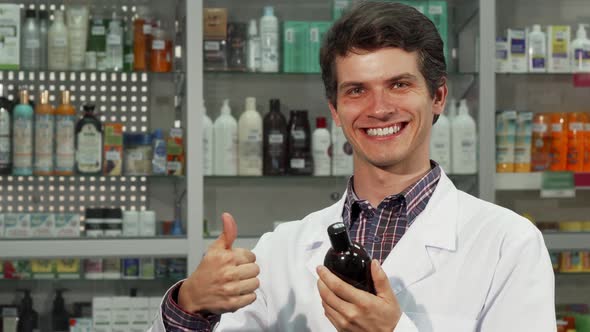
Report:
178,213,260,314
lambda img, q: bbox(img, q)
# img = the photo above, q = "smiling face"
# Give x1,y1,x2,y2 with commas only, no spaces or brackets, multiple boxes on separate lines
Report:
329,47,446,174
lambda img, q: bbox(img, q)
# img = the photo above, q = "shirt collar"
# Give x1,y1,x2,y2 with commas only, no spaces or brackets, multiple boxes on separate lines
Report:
342,160,441,228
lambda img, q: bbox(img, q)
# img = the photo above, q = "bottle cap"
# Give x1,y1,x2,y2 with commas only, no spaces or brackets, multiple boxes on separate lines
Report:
245,97,256,111
327,222,352,252
263,6,274,16
269,99,280,112
248,19,258,36
39,10,49,20
61,90,71,105
25,9,36,19
221,99,231,115
152,128,164,140
39,90,49,105
83,104,96,112
316,117,327,129
19,90,29,104
532,24,541,32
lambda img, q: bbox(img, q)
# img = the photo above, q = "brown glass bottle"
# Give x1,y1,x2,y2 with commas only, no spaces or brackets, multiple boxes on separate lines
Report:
324,222,375,294
287,110,312,175
263,99,287,175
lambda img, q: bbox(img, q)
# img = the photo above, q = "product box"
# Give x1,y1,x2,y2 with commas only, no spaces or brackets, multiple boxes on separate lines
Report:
111,296,131,332
166,128,184,176
204,8,227,40
140,257,155,279
84,258,103,280
495,110,517,173
283,21,309,73
3,260,31,279
426,2,448,58
0,4,20,69
331,120,353,176
130,297,150,332
148,297,163,319
515,112,533,172
507,29,527,73
93,297,113,332
30,213,55,237
308,22,332,73
4,213,31,238
155,258,169,279
69,318,93,332
102,258,121,280
333,0,353,20
31,259,55,279
496,37,510,73
55,213,81,237
104,123,123,176
122,258,140,279
56,258,81,279
548,25,571,73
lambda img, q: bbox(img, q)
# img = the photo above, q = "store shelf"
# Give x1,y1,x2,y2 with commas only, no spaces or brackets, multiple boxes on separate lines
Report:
203,237,259,250
205,70,478,77
0,175,184,180
0,238,188,259
495,173,590,191
204,175,348,185
543,232,590,251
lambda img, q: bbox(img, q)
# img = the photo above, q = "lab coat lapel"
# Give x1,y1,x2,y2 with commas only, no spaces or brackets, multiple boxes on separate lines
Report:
381,171,459,294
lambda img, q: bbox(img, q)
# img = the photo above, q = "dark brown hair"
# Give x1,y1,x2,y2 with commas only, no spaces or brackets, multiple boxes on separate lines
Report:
320,1,447,108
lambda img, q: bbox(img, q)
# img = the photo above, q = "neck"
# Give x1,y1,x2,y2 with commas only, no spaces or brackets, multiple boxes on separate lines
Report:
352,156,432,208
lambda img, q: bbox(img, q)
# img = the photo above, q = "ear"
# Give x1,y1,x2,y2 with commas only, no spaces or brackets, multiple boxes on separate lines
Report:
432,82,448,116
328,102,341,127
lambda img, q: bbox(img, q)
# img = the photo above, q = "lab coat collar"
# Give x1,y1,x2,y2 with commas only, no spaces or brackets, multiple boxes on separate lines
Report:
305,170,459,294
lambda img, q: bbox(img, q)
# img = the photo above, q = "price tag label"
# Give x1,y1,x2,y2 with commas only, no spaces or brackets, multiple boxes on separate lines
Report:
541,171,575,198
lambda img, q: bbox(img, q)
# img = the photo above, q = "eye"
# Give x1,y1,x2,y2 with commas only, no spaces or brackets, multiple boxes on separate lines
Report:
391,82,409,89
346,87,364,96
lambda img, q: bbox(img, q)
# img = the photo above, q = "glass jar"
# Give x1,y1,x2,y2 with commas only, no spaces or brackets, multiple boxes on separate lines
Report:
124,133,153,175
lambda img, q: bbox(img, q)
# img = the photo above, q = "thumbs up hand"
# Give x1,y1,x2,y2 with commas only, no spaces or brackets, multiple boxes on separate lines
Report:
178,213,260,314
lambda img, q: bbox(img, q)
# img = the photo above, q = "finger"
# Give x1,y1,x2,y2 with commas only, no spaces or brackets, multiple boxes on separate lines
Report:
371,259,395,301
322,300,349,331
229,292,257,311
210,213,238,250
232,248,256,265
317,278,356,319
232,262,260,280
317,265,369,303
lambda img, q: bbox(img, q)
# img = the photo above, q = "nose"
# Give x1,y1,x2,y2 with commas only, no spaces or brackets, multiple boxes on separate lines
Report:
367,88,396,120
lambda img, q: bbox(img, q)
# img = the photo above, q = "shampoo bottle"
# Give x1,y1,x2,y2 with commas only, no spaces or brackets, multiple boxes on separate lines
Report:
263,99,288,175
51,289,70,332
48,10,69,70
106,13,124,71
312,117,331,176
203,102,214,176
451,99,477,174
12,90,34,176
54,90,76,175
260,6,279,73
21,9,41,70
247,19,261,72
572,24,590,73
34,90,55,175
238,97,263,176
0,84,13,174
430,112,451,173
38,10,49,69
75,104,103,175
288,110,313,175
213,99,238,176
324,222,375,294
16,290,39,332
528,24,547,72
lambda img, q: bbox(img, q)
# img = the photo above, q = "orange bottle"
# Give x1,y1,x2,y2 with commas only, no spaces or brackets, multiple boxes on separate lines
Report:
566,112,586,172
531,113,552,171
585,112,590,172
150,27,168,72
34,90,55,176
133,7,152,71
54,90,76,176
549,112,568,171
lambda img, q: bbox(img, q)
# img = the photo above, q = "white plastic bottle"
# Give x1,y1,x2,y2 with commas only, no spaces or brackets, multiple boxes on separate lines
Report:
312,117,331,176
247,19,261,72
238,97,263,176
21,9,41,70
213,99,238,176
572,24,590,73
106,13,124,71
202,102,213,176
260,6,279,73
430,112,451,173
48,10,69,70
447,98,457,122
528,24,547,73
451,99,477,174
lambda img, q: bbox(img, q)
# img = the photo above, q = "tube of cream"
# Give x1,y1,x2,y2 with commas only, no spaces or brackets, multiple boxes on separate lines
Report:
66,5,89,70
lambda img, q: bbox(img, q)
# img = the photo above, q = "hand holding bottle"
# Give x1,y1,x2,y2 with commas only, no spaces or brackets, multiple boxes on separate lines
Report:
316,260,401,332
178,213,260,314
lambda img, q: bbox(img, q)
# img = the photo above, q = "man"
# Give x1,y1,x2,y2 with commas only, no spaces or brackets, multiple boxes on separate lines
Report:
150,2,555,331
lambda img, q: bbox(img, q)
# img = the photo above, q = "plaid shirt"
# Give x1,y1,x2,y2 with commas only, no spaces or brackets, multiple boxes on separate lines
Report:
161,161,441,330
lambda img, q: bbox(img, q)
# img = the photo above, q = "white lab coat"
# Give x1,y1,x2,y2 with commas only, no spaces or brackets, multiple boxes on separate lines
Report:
150,171,556,331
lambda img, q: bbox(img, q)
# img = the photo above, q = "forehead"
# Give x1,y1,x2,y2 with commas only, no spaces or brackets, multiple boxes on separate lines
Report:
334,48,422,83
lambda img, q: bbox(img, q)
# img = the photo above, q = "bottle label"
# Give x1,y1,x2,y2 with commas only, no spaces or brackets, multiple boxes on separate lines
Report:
56,116,75,171
290,158,305,169
551,123,563,132
570,122,584,131
35,114,55,172
13,117,33,169
533,123,548,133
125,53,134,64
92,26,106,36
152,40,165,50
143,24,152,35
106,150,121,161
53,36,68,48
107,34,122,46
25,38,40,49
77,124,102,172
310,28,319,43
268,133,284,144
292,129,307,149
240,129,262,172
0,137,9,166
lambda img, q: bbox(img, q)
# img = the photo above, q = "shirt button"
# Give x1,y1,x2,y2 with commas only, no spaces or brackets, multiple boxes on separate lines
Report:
373,236,381,242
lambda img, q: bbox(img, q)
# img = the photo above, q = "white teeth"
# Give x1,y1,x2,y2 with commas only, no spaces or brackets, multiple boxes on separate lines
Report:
366,124,404,137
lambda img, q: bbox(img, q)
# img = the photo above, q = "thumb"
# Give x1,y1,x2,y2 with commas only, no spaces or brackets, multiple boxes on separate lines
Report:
211,213,238,250
371,259,395,301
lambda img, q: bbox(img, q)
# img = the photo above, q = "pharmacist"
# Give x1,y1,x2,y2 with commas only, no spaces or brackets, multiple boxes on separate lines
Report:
150,2,555,331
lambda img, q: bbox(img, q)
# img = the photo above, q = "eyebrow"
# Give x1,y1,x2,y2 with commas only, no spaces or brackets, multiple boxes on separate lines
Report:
338,73,419,92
